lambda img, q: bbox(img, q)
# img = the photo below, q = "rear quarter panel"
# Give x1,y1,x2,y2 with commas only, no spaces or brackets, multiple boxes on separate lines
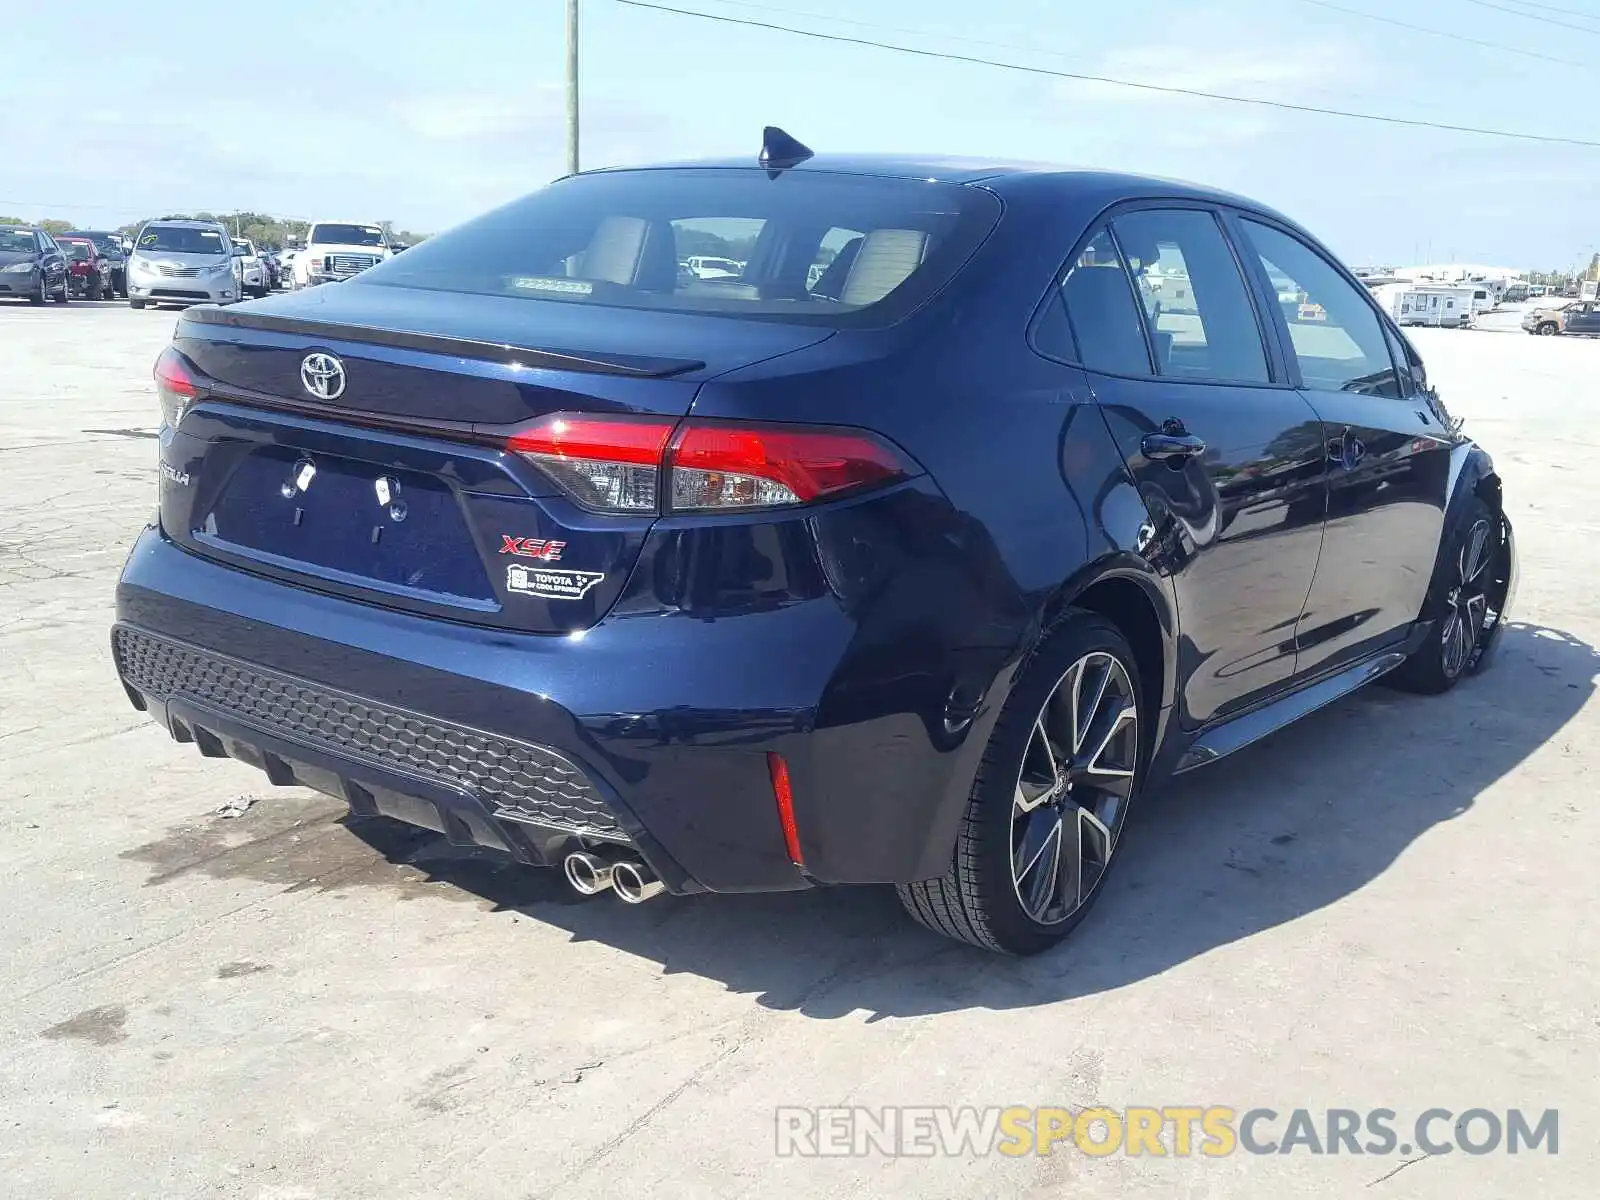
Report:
680,179,1173,880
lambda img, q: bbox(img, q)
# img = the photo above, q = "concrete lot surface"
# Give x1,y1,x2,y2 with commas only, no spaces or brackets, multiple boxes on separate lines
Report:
1,303,1596,1198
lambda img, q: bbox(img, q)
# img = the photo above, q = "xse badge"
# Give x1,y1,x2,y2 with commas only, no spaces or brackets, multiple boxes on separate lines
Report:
506,562,605,601
499,535,566,560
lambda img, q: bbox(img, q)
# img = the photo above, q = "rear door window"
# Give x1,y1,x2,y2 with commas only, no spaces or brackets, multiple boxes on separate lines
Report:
1110,208,1271,384
1055,229,1151,376
1238,220,1403,397
359,168,1002,328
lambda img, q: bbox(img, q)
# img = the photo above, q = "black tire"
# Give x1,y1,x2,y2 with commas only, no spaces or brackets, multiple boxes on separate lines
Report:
87,277,102,301
1387,497,1502,695
898,612,1147,955
1537,322,1559,336
54,277,69,304
29,274,46,305
129,298,146,310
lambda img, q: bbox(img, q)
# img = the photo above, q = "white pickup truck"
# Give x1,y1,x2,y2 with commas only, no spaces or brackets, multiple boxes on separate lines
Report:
292,221,393,288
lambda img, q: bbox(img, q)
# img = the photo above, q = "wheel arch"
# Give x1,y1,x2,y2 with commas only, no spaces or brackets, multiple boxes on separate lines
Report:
1036,553,1178,731
1413,442,1511,625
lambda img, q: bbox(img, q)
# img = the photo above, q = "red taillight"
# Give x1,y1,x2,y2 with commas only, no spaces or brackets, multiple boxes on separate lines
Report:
506,414,675,465
154,347,200,397
153,346,202,429
669,423,908,511
505,412,913,515
506,414,676,513
767,751,804,866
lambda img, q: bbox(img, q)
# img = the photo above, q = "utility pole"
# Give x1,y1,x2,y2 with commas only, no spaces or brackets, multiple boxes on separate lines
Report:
566,0,580,175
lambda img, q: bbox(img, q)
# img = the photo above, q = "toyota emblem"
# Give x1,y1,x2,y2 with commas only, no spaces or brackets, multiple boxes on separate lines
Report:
300,352,346,400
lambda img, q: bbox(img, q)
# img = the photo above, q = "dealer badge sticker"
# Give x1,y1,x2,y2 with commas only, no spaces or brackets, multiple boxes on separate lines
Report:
507,562,606,601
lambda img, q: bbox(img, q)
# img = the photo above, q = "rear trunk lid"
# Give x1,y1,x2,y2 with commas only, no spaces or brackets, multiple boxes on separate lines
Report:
162,285,832,634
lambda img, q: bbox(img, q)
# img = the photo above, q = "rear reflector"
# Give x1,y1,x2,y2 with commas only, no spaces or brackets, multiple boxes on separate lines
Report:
767,751,804,866
505,412,913,515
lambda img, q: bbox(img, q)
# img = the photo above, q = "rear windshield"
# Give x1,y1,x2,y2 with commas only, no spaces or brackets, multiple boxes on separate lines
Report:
66,232,120,255
357,168,1003,327
138,226,229,255
60,240,93,260
311,223,385,247
0,228,38,253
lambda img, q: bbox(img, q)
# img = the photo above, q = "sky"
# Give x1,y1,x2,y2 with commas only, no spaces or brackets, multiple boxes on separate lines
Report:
4,0,1600,270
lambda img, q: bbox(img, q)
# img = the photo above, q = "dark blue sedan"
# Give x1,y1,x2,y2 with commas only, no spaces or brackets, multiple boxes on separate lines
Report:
114,130,1515,954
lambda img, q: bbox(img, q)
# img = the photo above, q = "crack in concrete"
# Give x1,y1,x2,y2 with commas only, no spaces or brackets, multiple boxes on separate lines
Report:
1365,1153,1430,1187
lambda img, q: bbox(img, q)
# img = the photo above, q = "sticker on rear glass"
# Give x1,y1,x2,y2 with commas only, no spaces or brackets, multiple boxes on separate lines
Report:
506,562,605,601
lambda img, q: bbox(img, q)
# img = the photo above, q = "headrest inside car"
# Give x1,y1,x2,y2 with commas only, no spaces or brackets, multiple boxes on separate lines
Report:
841,229,930,306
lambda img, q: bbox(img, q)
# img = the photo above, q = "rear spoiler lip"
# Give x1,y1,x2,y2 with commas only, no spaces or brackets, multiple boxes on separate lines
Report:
177,305,707,379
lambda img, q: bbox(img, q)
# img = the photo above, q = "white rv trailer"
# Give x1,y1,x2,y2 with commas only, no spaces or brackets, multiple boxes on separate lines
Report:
1393,284,1475,328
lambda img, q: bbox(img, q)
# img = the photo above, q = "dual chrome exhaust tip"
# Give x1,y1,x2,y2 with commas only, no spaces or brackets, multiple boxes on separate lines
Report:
563,850,665,903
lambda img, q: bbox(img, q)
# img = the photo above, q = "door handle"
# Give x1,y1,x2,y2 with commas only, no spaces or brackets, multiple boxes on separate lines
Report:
1141,432,1207,461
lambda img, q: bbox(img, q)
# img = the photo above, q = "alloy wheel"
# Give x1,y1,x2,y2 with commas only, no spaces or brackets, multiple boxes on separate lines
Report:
1441,518,1493,678
1009,651,1139,926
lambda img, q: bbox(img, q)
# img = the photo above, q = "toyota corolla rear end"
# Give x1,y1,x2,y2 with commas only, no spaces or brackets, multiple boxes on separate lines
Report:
113,162,1011,900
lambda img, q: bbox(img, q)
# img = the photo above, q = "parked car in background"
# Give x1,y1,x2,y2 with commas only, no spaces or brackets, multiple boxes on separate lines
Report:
231,238,269,299
256,250,280,291
126,220,238,309
116,141,1517,955
684,254,743,279
1523,298,1599,336
64,230,129,297
56,236,114,300
0,225,70,304
292,221,392,287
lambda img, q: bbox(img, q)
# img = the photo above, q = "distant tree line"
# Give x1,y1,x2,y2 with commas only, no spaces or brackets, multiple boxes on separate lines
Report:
0,216,75,235
674,228,760,263
0,213,429,249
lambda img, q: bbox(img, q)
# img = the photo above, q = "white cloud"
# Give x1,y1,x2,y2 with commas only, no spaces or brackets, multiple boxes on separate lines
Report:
393,89,563,141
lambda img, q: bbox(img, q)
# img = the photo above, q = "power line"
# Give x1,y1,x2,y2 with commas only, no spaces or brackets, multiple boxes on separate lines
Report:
0,198,139,213
1494,0,1600,21
710,0,1586,72
694,0,1447,112
1460,0,1600,34
614,0,1600,148
689,0,1114,61
1298,0,1585,66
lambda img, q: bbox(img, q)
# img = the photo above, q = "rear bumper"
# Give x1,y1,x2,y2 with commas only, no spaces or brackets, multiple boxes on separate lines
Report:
114,515,1009,893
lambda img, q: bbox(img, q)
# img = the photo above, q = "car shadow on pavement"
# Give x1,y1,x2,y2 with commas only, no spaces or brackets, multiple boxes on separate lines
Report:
340,620,1597,1018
